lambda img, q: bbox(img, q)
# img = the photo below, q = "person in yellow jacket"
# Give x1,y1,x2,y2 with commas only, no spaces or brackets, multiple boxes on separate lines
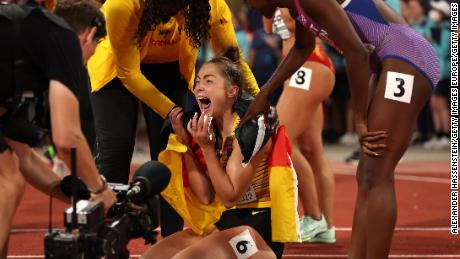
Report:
141,47,300,259
86,0,259,237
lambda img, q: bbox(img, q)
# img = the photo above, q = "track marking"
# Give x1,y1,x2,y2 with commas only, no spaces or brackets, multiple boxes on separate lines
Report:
335,172,450,184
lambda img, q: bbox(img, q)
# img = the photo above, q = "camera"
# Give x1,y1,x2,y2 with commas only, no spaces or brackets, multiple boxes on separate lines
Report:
44,161,171,259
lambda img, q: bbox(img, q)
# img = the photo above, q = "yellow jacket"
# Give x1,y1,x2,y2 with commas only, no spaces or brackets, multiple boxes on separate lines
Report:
87,0,259,118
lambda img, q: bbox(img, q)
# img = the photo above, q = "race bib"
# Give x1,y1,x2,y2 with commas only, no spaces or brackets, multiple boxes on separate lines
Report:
288,67,312,91
238,185,257,204
228,229,258,259
384,71,414,104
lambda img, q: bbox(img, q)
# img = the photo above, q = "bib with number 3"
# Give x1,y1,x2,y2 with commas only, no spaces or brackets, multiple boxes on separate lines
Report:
289,67,312,91
384,71,414,104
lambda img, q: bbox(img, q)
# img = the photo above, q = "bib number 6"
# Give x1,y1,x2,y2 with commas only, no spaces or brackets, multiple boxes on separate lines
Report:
384,71,414,104
229,229,258,259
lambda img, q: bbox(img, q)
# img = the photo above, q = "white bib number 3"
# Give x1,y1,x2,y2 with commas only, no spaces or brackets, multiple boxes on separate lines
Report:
229,229,258,259
289,67,312,91
384,71,414,104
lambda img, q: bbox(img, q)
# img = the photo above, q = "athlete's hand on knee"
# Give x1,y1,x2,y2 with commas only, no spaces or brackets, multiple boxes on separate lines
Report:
169,107,191,145
240,87,270,126
187,112,215,149
91,187,117,212
356,123,387,157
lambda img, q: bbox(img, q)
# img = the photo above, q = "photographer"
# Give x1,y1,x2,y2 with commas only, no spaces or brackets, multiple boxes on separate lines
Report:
0,0,116,256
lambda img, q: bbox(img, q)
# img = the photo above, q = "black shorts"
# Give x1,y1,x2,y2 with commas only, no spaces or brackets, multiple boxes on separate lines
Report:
215,208,284,259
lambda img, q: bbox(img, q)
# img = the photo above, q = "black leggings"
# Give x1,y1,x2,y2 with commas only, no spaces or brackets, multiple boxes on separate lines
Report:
90,62,189,237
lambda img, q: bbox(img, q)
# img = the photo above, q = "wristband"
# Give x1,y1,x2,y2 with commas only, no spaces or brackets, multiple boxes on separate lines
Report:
89,175,108,195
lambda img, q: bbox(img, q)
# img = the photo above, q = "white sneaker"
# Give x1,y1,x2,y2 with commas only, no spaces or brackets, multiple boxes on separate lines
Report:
300,215,328,242
52,157,69,178
339,133,359,146
433,136,450,149
423,137,439,149
308,226,336,243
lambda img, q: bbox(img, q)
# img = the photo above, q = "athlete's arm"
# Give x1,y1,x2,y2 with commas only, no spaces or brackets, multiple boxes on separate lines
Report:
169,107,215,204
240,20,314,124
104,1,176,118
300,0,370,126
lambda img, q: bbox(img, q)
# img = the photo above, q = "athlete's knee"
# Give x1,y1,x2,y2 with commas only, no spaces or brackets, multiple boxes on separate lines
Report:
226,226,275,259
297,143,313,159
358,160,395,190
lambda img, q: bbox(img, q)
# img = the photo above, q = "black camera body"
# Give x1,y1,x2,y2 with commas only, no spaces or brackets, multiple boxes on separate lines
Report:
44,184,159,259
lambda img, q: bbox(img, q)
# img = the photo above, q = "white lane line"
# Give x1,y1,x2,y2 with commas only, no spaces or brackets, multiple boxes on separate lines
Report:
335,172,450,184
8,255,460,258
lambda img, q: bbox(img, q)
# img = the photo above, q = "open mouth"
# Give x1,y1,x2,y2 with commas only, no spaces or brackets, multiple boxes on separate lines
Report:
197,97,211,112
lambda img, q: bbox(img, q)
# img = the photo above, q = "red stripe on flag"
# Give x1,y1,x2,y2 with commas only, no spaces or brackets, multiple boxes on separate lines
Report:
268,126,292,167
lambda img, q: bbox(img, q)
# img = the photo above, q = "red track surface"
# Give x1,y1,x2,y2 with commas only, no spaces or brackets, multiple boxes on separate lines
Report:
8,162,459,258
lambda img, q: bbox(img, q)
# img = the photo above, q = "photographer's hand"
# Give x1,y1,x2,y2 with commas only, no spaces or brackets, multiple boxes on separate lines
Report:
90,183,117,211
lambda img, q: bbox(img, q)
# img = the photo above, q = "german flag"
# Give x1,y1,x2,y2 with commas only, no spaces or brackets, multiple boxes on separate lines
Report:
268,126,301,242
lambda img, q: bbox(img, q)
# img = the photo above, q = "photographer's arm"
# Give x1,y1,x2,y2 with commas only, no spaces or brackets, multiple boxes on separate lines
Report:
48,80,116,209
6,140,69,203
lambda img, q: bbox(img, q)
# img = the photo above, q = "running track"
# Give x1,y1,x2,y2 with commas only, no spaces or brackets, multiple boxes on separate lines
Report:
8,161,459,258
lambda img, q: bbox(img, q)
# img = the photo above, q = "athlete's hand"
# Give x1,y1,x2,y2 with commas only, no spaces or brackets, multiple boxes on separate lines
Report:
91,187,117,212
169,107,191,145
187,112,215,149
240,87,270,126
355,122,388,157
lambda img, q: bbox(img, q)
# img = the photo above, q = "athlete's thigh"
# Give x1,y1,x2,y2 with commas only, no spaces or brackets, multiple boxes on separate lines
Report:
172,226,276,259
276,62,334,140
362,58,432,171
141,228,205,259
296,105,324,156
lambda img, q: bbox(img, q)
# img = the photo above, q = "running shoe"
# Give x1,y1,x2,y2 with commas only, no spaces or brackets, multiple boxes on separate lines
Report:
308,227,336,243
300,215,328,242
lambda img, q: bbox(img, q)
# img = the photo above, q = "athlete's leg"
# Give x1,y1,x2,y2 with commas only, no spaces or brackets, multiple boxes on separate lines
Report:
90,78,139,184
141,228,207,259
7,140,68,202
277,62,335,222
172,226,276,259
297,106,335,228
349,58,432,259
0,149,25,258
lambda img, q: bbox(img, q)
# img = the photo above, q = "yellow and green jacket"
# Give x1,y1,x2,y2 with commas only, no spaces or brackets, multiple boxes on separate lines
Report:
87,0,259,118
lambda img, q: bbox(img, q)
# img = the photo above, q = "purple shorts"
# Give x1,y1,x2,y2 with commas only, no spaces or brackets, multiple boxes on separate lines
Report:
377,23,440,89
